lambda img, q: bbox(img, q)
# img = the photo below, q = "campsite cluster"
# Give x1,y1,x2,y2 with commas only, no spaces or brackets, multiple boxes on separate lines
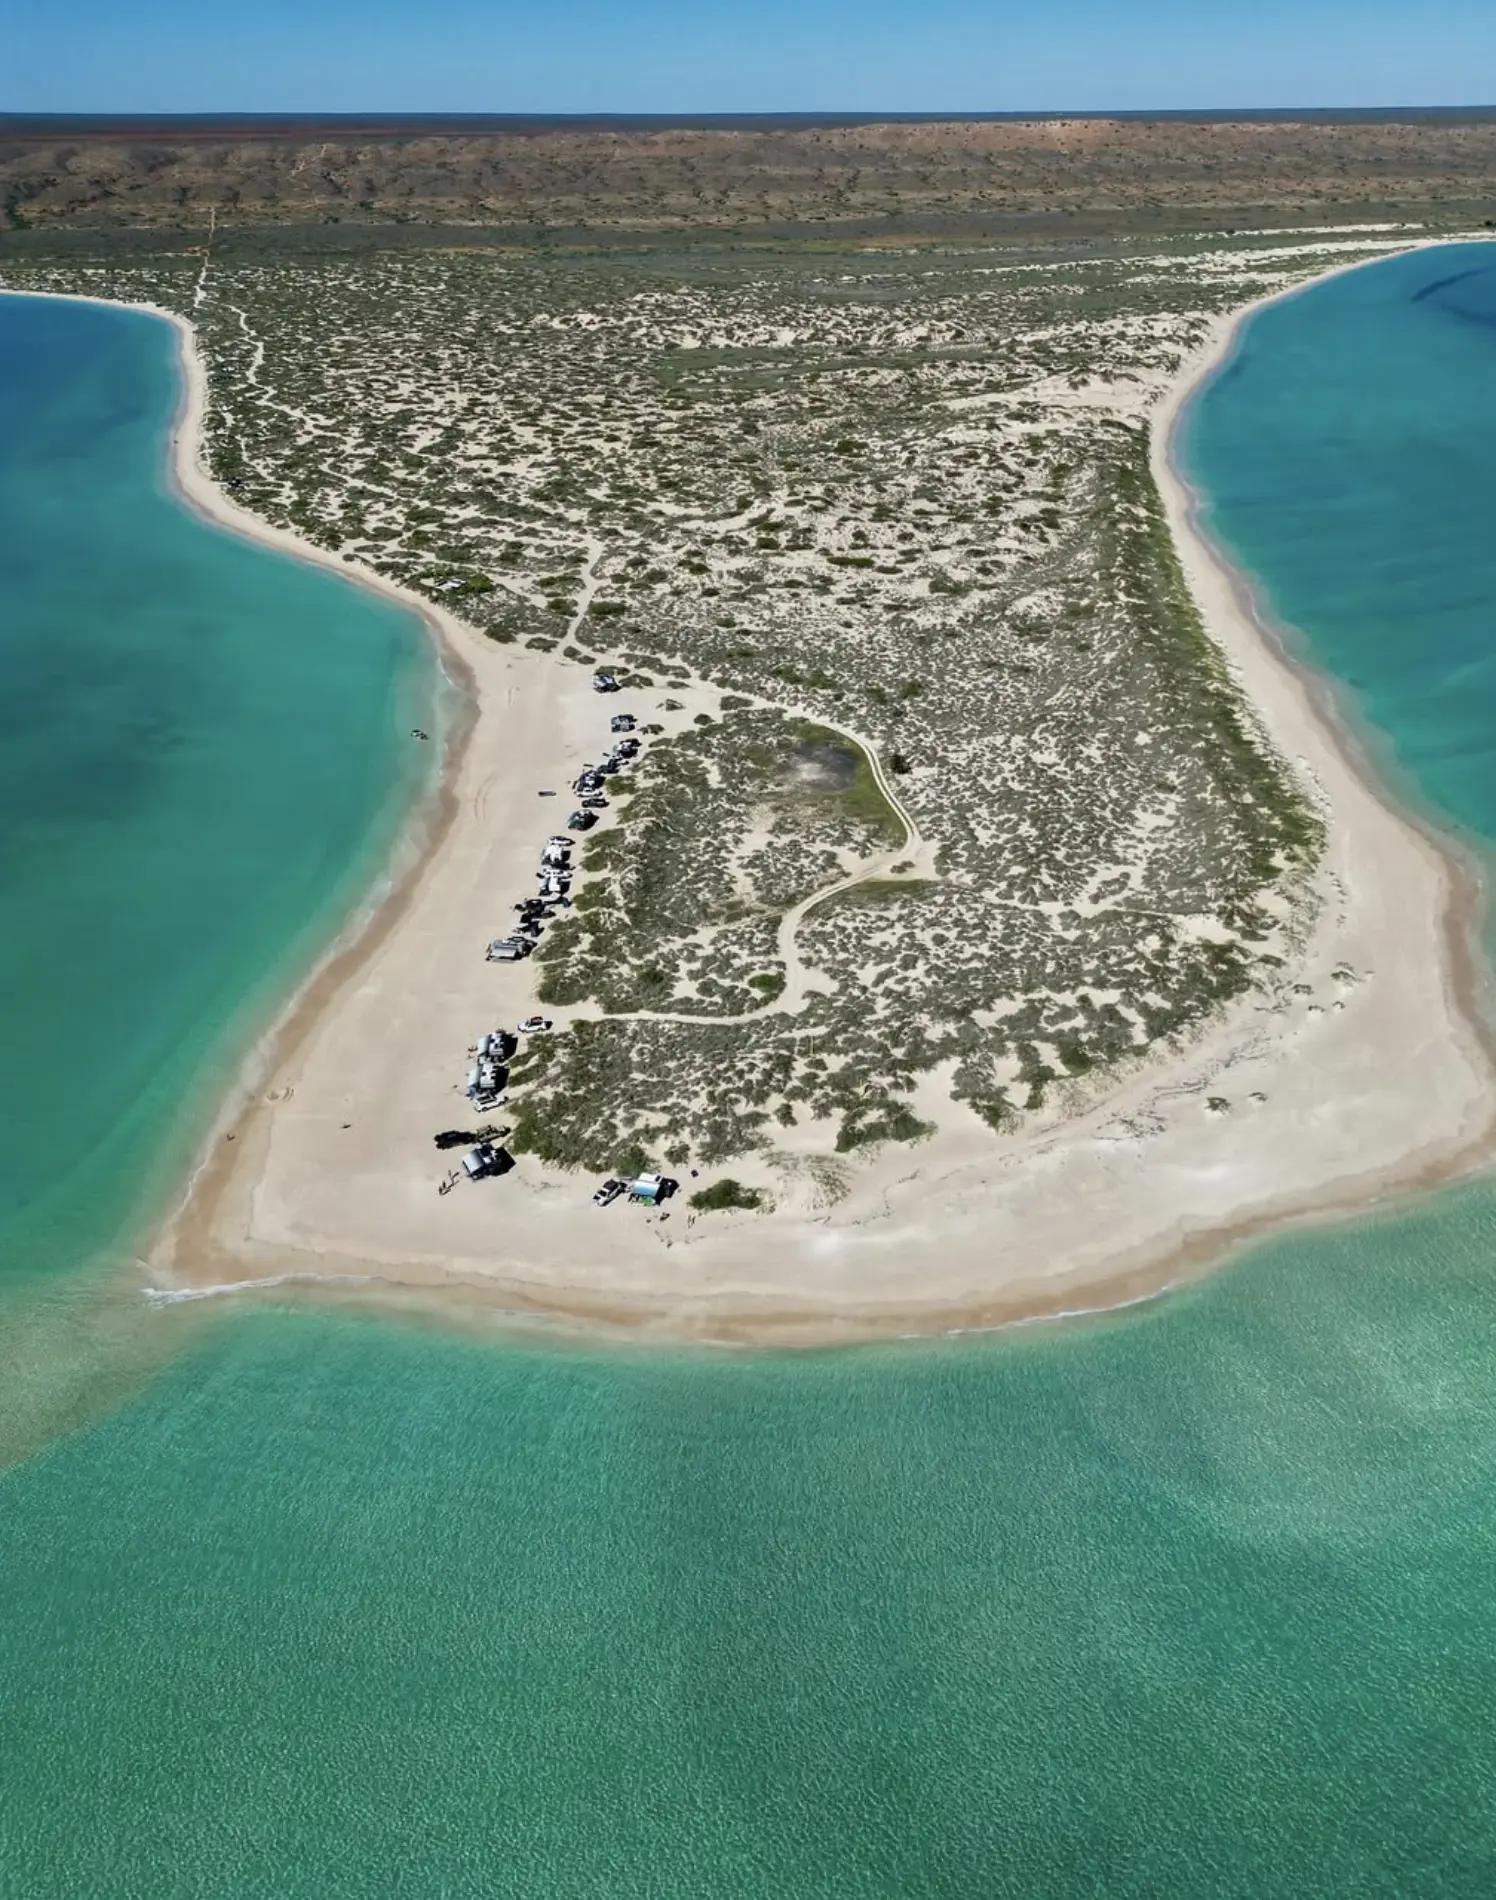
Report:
439,674,679,1209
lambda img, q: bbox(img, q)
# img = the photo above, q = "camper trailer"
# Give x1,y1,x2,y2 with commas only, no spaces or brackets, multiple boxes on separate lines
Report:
627,1173,676,1207
466,1053,508,1111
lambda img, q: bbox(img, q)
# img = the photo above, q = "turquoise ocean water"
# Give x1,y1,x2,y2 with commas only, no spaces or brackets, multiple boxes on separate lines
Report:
0,295,435,1446
4,252,1496,1895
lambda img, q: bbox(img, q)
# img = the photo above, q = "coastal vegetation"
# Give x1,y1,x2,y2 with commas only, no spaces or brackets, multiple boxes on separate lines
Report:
0,221,1425,1178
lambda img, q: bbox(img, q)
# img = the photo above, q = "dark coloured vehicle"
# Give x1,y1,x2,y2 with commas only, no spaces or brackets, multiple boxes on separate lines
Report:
462,1142,513,1180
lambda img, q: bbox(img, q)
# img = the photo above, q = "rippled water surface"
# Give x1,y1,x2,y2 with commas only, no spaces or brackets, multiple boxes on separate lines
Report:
5,253,1496,1896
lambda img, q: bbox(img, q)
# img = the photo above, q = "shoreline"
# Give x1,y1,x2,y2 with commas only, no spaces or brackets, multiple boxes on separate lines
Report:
23,258,1496,1348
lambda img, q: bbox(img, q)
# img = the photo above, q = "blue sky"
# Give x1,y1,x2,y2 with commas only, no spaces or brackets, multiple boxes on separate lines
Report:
8,0,1496,115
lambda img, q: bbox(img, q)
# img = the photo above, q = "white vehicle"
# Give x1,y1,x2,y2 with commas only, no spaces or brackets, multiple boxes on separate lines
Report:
518,1015,552,1035
486,937,532,962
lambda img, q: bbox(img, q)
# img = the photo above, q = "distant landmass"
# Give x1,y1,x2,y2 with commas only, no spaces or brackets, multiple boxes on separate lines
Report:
4,110,1496,241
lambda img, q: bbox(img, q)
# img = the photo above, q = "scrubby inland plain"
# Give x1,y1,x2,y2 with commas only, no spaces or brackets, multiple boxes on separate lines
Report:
0,228,1434,1212
7,114,1496,234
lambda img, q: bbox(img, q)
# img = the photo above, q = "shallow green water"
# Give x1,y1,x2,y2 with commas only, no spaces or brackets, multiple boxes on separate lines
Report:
5,254,1496,1895
6,1201,1496,1897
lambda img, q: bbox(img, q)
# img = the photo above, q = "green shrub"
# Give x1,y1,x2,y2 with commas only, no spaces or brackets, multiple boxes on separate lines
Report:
835,1102,934,1152
688,1178,764,1212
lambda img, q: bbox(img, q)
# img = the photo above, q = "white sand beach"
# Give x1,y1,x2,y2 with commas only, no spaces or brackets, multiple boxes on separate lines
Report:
141,267,1496,1345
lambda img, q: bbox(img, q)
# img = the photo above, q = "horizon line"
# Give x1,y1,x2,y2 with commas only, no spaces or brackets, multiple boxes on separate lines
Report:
6,105,1496,137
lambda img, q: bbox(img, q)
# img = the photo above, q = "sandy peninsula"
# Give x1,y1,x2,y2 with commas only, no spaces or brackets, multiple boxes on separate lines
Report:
139,259,1496,1345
